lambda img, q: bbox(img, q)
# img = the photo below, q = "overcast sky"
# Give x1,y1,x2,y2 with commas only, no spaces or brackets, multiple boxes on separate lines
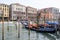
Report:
0,0,60,10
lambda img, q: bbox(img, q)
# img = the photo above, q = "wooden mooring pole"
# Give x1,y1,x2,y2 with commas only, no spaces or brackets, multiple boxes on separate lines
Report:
18,18,20,38
18,22,20,38
28,21,30,40
2,16,4,40
7,17,9,31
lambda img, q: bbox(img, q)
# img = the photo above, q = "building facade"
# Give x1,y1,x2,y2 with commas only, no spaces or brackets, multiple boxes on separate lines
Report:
0,10,3,21
26,6,37,22
0,4,9,21
58,12,60,30
38,7,59,24
10,3,26,21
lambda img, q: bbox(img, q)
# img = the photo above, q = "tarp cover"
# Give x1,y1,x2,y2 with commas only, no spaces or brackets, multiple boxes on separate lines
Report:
46,21,58,25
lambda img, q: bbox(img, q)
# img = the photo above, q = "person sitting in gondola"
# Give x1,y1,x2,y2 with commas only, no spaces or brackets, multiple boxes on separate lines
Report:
29,21,38,29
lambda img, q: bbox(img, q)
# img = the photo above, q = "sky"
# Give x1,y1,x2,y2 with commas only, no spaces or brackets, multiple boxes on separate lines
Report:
0,0,60,10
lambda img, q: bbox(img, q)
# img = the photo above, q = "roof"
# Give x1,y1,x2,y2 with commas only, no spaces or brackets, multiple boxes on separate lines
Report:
10,3,26,7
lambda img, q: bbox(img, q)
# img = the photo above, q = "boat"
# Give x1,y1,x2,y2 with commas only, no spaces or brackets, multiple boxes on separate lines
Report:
21,21,57,32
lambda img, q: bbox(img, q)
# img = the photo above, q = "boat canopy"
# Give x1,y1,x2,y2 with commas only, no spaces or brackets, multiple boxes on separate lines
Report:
46,21,58,25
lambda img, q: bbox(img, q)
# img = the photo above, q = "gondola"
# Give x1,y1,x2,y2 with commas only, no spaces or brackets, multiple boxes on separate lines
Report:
21,21,57,33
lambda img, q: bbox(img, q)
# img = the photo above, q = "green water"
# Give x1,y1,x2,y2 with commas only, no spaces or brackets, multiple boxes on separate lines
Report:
0,22,60,40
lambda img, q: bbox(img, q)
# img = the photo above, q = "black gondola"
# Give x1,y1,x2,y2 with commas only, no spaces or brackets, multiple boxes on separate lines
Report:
21,21,57,33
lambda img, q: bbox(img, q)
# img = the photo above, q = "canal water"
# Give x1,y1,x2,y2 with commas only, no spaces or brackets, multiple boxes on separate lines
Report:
0,22,60,40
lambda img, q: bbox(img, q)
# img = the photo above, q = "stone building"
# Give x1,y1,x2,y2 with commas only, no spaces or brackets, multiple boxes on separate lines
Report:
10,3,26,21
0,4,9,21
26,6,37,22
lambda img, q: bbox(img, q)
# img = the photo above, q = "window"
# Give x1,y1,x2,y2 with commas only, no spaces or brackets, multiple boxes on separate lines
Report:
3,8,4,10
32,10,34,12
16,8,23,11
0,11,3,16
22,13,25,14
7,9,9,11
13,16,17,19
0,8,2,10
5,5,6,7
5,8,6,12
5,14,6,16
